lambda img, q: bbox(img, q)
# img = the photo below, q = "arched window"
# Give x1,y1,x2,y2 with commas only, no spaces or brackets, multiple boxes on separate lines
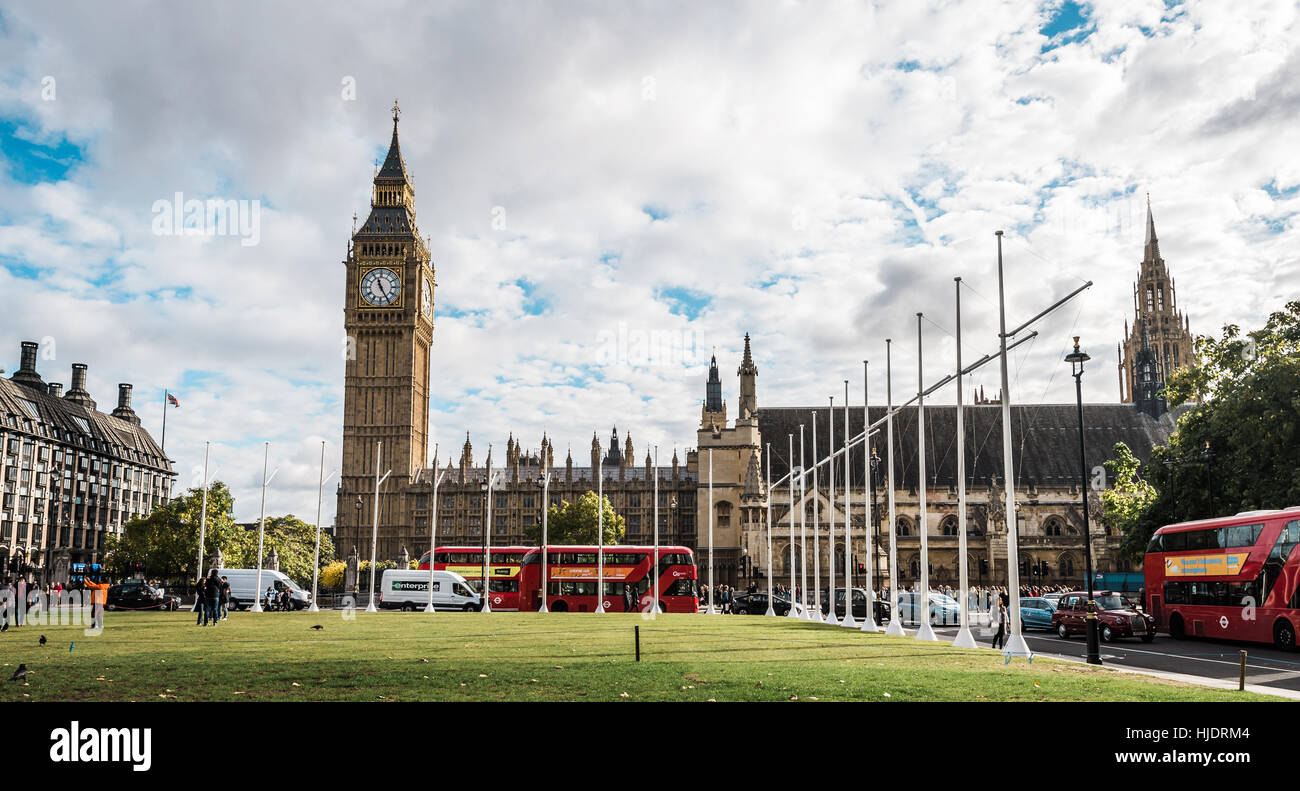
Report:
784,544,801,575
896,517,912,537
715,501,732,529
1058,553,1077,579
940,515,958,536
909,557,920,579
834,545,848,571
1043,516,1065,537
1146,285,1154,312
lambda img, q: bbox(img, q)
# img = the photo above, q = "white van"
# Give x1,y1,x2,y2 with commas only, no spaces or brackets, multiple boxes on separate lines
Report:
379,569,481,612
216,568,312,611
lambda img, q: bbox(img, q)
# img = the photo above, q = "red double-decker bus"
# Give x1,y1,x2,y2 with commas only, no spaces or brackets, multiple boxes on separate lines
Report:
1144,507,1300,649
417,546,532,611
516,545,699,613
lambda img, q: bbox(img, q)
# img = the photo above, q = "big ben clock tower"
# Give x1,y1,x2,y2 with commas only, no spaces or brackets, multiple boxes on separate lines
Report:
338,101,435,561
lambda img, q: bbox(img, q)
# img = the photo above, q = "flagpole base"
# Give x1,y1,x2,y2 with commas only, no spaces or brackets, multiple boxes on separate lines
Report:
824,612,839,626
364,603,377,613
480,603,492,613
885,617,905,636
785,606,800,618
839,613,858,627
915,621,939,641
250,604,263,613
538,606,548,614
764,607,775,616
952,628,978,648
705,605,717,615
1002,634,1034,661
307,604,319,613
860,618,879,633
423,603,435,613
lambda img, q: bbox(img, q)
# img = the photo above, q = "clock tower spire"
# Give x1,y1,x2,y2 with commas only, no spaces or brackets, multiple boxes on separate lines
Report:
338,102,437,561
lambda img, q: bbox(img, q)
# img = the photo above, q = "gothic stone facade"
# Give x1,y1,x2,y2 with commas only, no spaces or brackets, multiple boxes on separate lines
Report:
695,338,1181,591
2,341,174,582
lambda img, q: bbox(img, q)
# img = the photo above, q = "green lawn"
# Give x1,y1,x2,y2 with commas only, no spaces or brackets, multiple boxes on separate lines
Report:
0,610,1280,702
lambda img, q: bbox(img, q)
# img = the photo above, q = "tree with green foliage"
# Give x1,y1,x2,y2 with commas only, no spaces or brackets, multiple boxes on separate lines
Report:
105,481,244,585
523,490,626,545
105,481,337,588
1099,443,1160,559
1116,301,1300,558
222,514,336,588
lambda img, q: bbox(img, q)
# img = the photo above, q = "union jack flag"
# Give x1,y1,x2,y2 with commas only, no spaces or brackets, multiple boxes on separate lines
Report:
167,393,180,407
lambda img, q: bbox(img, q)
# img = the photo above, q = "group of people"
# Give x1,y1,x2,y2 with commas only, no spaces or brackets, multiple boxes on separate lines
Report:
193,571,230,626
264,584,296,612
2,576,108,629
699,584,755,613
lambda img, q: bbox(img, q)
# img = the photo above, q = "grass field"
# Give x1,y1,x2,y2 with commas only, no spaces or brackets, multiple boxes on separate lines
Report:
0,610,1281,702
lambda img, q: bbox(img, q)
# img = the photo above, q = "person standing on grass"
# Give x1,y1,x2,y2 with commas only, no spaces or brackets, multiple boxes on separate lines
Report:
194,579,207,625
219,576,230,620
205,569,221,625
990,592,1008,650
84,576,108,629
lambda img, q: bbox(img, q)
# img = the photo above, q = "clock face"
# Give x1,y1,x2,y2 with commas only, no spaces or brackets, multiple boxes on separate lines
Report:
361,268,401,307
421,278,433,317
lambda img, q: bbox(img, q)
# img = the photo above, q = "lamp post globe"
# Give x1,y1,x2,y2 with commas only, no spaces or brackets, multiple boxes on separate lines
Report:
1065,336,1101,666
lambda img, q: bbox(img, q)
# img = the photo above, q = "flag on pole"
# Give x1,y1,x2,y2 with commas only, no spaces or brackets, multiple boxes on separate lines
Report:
167,393,180,407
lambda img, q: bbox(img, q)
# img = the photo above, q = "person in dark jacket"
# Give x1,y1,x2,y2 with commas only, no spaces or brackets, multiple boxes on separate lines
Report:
219,576,231,620
205,570,221,625
195,578,208,625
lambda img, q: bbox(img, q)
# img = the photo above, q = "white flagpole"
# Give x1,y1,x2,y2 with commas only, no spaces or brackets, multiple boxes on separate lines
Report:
196,441,210,579
916,314,938,640
764,442,775,616
366,441,390,614
482,448,495,614
539,467,550,613
652,445,659,614
786,434,799,619
706,449,716,614
861,361,879,632
799,425,811,619
885,340,905,636
826,396,838,625
425,445,441,613
309,440,335,613
997,230,1032,659
840,380,857,628
952,279,977,647
596,452,604,613
252,442,277,613
812,418,824,623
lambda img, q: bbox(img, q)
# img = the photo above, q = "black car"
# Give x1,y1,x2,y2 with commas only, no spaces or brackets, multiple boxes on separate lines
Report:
105,581,180,611
821,587,891,623
730,591,793,615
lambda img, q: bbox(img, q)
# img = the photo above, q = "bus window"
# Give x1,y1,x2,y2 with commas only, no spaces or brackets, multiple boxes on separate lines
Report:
488,580,518,593
1269,521,1300,563
666,579,696,597
1225,524,1264,548
1147,535,1163,553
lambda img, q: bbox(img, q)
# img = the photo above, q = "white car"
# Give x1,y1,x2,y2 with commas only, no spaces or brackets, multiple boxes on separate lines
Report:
896,592,962,626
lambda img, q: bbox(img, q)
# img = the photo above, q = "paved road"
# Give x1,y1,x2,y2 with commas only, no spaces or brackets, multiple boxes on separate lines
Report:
919,623,1300,694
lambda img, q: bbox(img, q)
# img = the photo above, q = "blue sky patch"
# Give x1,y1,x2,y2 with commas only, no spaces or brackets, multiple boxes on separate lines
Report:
642,204,670,221
0,118,86,183
655,286,711,320
1039,1,1095,53
514,277,548,315
1262,179,1300,200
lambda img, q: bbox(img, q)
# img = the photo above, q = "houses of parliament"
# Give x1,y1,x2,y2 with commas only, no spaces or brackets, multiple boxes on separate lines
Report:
333,105,1196,590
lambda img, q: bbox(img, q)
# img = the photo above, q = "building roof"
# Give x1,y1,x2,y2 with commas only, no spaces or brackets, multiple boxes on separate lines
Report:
0,377,171,471
758,403,1184,492
424,460,697,487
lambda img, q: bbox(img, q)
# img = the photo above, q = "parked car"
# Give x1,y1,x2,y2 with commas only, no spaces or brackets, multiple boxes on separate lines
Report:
1041,592,1063,607
821,587,892,623
896,591,962,625
1018,597,1057,630
105,581,180,612
1052,590,1155,643
730,591,792,616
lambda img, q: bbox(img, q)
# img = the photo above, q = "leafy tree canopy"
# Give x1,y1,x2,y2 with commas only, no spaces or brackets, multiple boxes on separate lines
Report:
523,490,626,545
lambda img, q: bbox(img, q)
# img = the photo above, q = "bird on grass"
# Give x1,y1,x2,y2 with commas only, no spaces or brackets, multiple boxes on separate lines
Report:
39,635,46,646
310,625,324,630
8,664,26,682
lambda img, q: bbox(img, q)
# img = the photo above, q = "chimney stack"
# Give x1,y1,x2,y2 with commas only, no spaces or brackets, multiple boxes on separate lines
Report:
48,382,63,397
111,382,140,425
11,341,45,390
64,363,97,409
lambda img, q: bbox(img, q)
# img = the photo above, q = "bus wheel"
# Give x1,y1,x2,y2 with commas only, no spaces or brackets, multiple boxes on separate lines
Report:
551,600,568,613
1274,619,1296,651
1168,614,1186,640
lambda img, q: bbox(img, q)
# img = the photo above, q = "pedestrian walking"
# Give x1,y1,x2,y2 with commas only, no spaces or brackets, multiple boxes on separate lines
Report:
194,578,207,625
84,577,108,629
206,570,221,624
219,576,231,620
623,583,634,613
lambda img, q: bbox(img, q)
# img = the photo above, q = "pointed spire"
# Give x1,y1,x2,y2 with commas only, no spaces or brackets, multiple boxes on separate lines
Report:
376,99,410,184
1143,193,1161,264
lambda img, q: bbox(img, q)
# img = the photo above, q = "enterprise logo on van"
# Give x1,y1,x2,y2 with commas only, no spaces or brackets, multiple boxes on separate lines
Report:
392,581,431,592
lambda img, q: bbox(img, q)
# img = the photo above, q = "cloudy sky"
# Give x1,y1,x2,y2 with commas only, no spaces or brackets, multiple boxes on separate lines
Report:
1,0,1296,524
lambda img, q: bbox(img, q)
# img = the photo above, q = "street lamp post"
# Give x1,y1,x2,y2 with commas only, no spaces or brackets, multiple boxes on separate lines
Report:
1201,442,1216,518
1066,336,1102,666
